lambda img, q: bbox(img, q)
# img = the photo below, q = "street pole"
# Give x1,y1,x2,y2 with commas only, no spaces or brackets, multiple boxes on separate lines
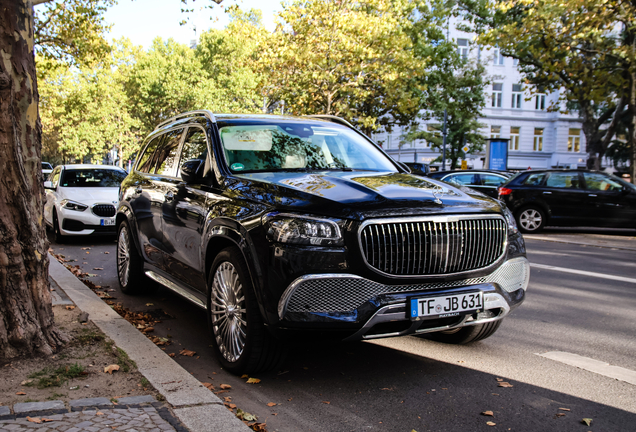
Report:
442,109,448,171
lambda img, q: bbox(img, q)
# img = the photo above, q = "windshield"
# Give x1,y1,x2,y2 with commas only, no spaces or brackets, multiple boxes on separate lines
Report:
218,120,398,173
60,169,127,187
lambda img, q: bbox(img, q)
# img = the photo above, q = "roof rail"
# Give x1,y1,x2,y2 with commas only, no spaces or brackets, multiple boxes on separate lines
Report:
304,114,356,130
154,110,217,130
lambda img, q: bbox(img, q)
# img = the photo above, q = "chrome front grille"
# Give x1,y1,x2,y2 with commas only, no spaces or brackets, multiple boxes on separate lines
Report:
92,204,116,217
359,215,507,276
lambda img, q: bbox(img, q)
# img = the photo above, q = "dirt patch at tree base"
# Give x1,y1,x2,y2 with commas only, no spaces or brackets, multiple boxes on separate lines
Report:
0,305,160,409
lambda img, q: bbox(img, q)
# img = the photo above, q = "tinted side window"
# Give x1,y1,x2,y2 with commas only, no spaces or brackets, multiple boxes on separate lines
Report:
446,174,476,186
546,172,581,189
481,174,506,186
178,128,208,175
137,135,164,173
155,129,185,176
521,173,547,186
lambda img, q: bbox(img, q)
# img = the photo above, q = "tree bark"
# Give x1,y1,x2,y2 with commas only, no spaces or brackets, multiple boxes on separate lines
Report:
0,0,66,362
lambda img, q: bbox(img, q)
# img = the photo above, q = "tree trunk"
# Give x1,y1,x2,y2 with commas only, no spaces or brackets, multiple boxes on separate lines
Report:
0,0,66,362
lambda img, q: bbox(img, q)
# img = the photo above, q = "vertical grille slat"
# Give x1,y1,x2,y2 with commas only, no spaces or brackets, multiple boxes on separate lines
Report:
360,216,506,276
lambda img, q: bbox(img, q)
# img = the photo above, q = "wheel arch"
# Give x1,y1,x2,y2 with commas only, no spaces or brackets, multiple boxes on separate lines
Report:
116,205,142,257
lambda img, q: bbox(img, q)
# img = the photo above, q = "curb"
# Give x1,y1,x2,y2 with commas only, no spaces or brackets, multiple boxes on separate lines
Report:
48,256,249,432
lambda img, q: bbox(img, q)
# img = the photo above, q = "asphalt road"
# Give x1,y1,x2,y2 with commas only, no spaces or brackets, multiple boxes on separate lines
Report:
47,227,636,432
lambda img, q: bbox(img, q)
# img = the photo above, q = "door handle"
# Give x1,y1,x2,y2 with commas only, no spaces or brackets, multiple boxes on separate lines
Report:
588,194,597,197
134,186,142,194
164,191,174,201
543,191,552,195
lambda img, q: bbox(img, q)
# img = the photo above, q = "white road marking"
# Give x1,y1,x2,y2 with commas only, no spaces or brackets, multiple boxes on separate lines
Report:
537,352,636,386
530,263,636,284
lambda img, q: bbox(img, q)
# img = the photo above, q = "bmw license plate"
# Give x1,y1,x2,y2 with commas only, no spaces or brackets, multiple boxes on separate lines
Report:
100,218,115,226
410,291,483,320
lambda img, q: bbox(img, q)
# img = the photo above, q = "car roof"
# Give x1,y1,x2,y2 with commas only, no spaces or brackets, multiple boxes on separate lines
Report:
60,164,125,171
431,170,511,177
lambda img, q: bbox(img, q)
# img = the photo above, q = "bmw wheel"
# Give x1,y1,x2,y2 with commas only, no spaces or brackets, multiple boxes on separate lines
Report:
52,210,64,244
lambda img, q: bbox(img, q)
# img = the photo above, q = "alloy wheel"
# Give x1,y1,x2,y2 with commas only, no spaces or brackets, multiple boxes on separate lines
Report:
117,227,130,285
211,262,247,363
519,209,542,232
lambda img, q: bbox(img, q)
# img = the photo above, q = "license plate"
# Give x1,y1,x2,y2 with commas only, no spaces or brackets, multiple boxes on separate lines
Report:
100,218,115,226
410,292,483,320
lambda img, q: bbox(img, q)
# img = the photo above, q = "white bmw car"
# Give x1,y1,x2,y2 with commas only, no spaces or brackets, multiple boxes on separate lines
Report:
44,164,127,241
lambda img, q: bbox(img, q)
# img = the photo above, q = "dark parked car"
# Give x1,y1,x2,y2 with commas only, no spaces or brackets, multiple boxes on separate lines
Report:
116,111,529,374
428,170,513,199
498,169,636,233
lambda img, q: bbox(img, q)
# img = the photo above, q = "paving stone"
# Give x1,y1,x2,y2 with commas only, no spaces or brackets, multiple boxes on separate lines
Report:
0,407,10,416
74,421,94,429
13,401,64,413
84,426,101,432
3,425,20,430
116,396,156,405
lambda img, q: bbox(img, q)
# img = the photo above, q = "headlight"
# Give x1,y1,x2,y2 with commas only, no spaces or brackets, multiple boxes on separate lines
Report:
503,206,518,234
60,199,88,212
264,213,343,246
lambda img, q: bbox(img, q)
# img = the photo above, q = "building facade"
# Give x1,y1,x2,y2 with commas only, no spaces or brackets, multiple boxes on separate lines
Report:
378,22,589,171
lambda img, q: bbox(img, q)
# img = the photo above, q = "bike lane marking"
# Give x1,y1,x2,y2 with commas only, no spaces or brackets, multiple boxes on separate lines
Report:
537,352,636,386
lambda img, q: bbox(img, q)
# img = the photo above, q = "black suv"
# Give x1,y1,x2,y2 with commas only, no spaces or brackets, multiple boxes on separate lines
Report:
498,169,636,233
116,111,529,374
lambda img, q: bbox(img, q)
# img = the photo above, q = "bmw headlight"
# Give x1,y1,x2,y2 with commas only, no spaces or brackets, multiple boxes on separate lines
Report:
503,206,518,234
264,213,343,246
60,199,88,212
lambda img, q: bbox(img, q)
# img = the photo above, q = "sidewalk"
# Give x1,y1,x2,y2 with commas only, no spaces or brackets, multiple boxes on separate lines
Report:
0,256,249,432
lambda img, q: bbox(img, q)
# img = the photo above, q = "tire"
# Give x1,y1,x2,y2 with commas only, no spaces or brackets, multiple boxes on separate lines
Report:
516,206,546,233
53,210,64,244
117,220,146,294
424,320,503,344
207,247,286,375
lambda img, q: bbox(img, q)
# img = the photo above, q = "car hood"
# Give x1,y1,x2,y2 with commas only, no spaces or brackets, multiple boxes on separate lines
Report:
230,171,502,219
59,187,119,204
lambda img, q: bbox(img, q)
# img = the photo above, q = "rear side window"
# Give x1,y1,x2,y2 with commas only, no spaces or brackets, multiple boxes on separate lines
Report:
480,174,506,186
445,174,476,186
137,135,164,173
521,173,547,186
546,172,581,189
584,172,622,192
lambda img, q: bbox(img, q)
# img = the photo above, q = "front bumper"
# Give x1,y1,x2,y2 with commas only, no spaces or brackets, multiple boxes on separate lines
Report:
59,208,116,236
276,257,529,341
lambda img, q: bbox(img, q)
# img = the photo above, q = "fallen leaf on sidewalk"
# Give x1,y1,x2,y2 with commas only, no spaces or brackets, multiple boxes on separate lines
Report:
65,306,75,310
246,378,261,384
266,402,277,407
16,392,26,395
180,349,196,357
141,327,154,333
322,401,330,404
26,417,42,424
236,409,257,422
146,303,154,306
486,421,496,426
555,413,566,418
81,247,91,250
202,382,214,390
104,251,109,254
581,418,593,426
104,364,120,374
496,378,504,382
93,267,103,270
481,411,494,416
498,382,513,388
220,384,232,390
168,353,175,357
241,374,249,379
559,408,571,412
224,403,237,409
96,412,104,416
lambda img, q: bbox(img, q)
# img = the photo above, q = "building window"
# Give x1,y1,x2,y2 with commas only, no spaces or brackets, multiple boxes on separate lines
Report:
491,126,501,139
535,93,546,110
511,84,522,109
493,48,504,65
513,58,519,66
510,127,520,150
457,38,468,60
534,128,544,151
567,128,581,152
491,83,503,108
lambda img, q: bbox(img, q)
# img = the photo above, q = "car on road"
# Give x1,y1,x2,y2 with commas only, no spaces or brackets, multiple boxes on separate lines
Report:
42,161,53,180
498,169,636,233
44,164,127,241
428,169,514,199
116,111,530,374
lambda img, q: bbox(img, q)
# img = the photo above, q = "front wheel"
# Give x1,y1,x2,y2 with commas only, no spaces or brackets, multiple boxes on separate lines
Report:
516,206,546,233
423,320,503,344
207,247,286,374
53,210,64,244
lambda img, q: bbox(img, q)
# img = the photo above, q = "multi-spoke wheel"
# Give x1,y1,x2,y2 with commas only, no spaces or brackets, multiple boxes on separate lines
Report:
207,247,286,374
53,210,64,243
117,220,145,294
516,206,546,233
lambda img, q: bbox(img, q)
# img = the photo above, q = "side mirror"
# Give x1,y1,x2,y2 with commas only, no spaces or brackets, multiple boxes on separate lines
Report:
180,159,203,183
44,181,54,190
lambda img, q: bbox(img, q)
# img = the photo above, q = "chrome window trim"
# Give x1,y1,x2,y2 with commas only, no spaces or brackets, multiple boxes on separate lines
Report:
155,110,217,131
357,214,508,279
